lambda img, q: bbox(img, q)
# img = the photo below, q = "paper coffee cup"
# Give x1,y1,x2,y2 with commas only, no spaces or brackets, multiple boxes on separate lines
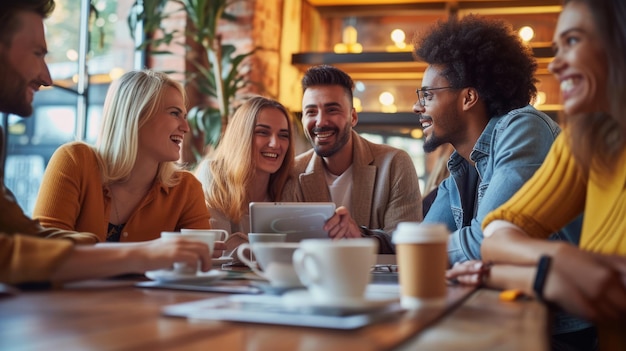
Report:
393,222,449,309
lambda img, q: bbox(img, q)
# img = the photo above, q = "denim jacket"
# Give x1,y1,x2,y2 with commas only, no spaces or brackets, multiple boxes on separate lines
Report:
424,105,590,335
424,105,582,264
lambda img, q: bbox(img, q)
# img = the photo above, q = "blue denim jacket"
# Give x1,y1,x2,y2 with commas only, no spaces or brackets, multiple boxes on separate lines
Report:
424,105,582,264
424,106,590,335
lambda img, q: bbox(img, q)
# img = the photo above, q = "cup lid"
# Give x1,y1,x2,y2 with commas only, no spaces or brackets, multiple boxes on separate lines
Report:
392,222,449,244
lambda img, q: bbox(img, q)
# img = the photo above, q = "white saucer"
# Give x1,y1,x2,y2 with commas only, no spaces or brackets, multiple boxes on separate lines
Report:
281,289,398,313
212,257,234,265
145,269,228,283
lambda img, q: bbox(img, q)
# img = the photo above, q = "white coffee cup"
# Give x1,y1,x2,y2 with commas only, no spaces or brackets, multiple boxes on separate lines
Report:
162,230,225,273
180,229,229,257
181,228,229,242
236,242,302,287
292,238,378,303
246,233,287,261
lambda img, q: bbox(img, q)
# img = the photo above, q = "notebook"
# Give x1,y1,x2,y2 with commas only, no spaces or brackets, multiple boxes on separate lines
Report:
249,202,336,242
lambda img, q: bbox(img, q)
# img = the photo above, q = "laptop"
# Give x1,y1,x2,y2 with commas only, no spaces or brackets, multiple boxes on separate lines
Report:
249,202,336,242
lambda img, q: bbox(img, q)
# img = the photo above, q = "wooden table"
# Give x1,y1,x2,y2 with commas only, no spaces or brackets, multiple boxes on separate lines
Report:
0,277,548,351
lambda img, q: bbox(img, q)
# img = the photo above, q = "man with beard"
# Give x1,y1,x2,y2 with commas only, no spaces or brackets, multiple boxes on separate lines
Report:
413,16,594,345
288,65,422,253
414,15,584,265
0,0,212,286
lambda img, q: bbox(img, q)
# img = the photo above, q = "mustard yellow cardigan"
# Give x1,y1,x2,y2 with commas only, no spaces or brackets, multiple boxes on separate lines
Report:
0,185,77,284
33,142,211,243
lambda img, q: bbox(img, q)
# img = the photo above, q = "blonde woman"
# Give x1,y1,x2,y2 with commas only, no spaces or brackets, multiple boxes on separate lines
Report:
195,95,295,250
33,70,216,246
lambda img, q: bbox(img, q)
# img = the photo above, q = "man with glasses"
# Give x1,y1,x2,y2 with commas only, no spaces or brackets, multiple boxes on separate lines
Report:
413,16,593,345
414,15,583,265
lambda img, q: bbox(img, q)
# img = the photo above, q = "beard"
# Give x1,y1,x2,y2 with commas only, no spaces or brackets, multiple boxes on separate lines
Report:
0,52,33,117
423,133,446,153
311,122,351,158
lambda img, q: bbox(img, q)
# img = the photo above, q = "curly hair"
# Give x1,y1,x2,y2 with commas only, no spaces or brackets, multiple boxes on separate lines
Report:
413,14,537,118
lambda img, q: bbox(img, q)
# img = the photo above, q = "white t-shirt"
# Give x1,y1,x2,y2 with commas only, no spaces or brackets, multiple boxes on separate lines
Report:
325,165,353,210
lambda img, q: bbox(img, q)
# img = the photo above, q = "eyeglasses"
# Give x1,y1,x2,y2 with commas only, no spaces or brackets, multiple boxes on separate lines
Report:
416,86,456,106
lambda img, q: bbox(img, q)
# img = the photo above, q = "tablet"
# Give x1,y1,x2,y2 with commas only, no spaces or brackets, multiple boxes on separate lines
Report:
249,202,336,242
162,294,403,330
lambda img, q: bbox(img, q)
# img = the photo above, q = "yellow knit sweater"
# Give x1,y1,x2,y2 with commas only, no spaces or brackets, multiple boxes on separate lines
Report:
484,133,626,349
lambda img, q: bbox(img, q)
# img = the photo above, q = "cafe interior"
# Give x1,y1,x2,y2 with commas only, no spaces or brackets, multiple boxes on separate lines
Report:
2,0,570,350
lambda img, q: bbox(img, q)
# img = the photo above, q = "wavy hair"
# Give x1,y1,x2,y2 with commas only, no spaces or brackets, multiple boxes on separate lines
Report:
96,70,186,187
564,0,626,173
197,95,295,222
414,14,538,118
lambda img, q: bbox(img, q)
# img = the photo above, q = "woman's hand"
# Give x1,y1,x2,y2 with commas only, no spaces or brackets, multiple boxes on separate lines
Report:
135,237,213,272
543,245,626,323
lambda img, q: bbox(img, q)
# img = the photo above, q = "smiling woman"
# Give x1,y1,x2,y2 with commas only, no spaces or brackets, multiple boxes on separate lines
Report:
32,70,213,244
194,95,296,259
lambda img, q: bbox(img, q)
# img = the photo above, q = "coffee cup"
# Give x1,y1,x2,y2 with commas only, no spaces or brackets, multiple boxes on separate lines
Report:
161,231,218,274
236,242,302,287
292,238,378,303
246,233,287,261
181,228,229,242
392,222,449,309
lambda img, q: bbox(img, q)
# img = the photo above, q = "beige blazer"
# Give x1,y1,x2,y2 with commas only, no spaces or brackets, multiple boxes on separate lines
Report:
286,131,422,249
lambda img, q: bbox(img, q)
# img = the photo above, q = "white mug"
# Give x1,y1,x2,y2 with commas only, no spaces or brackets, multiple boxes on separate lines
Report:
181,228,229,241
246,233,287,261
236,242,302,287
162,230,226,273
292,238,378,303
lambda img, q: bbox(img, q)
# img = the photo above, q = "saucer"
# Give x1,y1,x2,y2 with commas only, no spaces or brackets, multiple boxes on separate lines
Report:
145,269,228,283
281,289,399,313
212,257,234,266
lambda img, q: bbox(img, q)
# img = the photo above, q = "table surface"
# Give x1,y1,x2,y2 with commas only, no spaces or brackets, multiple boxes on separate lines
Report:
0,275,548,351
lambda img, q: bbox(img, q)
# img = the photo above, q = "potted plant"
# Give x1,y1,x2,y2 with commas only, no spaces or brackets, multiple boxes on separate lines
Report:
128,0,256,164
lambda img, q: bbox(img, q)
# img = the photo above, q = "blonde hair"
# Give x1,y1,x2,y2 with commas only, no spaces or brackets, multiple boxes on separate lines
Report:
96,70,186,187
197,95,295,222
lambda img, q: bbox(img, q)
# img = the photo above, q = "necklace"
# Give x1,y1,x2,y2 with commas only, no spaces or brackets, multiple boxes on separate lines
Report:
110,188,122,224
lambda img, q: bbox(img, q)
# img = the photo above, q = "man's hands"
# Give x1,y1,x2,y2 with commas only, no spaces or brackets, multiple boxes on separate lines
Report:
446,260,490,286
323,206,362,239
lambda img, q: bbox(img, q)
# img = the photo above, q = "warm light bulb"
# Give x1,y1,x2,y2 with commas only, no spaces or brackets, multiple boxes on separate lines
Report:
519,26,534,42
343,25,358,44
353,97,363,113
411,128,424,139
533,91,547,107
379,92,395,106
391,29,406,44
109,67,126,81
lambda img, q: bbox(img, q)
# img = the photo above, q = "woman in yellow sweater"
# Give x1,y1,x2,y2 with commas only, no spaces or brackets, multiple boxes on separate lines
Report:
33,70,217,245
449,0,626,349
